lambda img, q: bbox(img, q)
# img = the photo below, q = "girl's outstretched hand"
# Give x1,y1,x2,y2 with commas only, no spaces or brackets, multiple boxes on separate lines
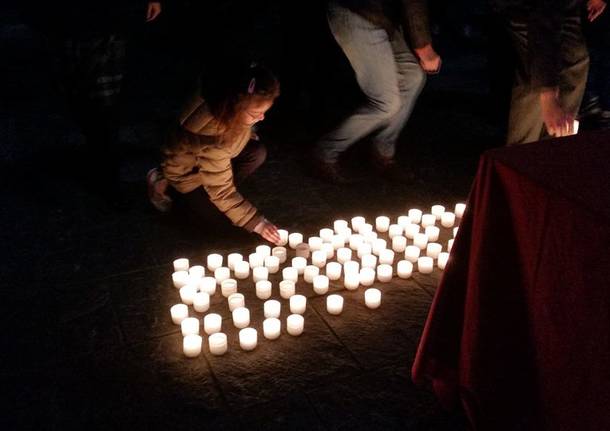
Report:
254,219,281,245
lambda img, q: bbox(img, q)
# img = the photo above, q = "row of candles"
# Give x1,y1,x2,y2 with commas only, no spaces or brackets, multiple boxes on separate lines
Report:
170,203,465,357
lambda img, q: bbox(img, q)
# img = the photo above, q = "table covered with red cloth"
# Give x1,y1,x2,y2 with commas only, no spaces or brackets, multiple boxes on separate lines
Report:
412,131,610,430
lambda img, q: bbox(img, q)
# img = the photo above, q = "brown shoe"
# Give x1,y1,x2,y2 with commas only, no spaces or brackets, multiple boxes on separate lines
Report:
310,157,354,184
370,151,416,184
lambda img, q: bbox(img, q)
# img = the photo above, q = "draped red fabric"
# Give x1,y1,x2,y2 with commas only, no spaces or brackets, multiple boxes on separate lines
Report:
412,130,610,430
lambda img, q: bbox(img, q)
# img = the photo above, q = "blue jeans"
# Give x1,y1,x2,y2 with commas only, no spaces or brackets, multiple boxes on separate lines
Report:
315,2,426,163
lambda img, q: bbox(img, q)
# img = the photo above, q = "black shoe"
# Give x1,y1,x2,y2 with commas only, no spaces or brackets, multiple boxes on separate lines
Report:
370,151,416,184
310,157,354,185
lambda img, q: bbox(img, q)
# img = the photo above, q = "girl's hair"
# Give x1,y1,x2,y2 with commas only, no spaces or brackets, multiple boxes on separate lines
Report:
204,62,280,131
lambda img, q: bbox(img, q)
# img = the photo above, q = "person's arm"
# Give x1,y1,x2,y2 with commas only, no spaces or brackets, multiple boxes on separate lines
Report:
401,0,441,73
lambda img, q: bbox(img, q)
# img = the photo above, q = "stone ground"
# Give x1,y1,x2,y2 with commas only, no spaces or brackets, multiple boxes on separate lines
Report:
1,4,509,429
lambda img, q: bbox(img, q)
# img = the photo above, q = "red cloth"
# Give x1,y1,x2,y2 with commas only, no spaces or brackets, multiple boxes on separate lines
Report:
412,131,610,430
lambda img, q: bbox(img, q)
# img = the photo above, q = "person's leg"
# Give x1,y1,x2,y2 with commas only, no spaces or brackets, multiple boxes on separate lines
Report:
232,140,267,184
558,16,589,125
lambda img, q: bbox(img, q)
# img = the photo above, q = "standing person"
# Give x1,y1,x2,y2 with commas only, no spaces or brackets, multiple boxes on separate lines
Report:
491,0,589,145
147,64,282,244
313,0,441,184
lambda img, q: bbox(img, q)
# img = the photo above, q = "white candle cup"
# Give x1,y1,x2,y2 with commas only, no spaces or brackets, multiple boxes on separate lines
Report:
378,249,395,265
199,276,217,295
289,294,307,314
183,334,202,358
308,236,323,251
388,224,403,239
272,246,288,264
404,223,420,239
264,255,280,274
334,219,349,233
408,209,423,224
292,257,307,274
304,265,320,283
188,265,205,280
573,119,580,134
208,332,228,356
287,314,304,336
438,252,449,270
312,250,327,268
425,225,440,242
320,228,334,242
288,232,303,249
359,268,376,287
359,223,373,235
441,212,456,228
256,245,271,259
220,278,238,297
343,260,360,276
337,247,353,264
279,280,296,299
421,214,436,228
377,264,393,282
179,285,197,305
181,317,200,336
255,280,273,300
397,260,414,279
418,256,434,274
413,233,429,250
327,295,344,315
426,243,442,259
404,245,421,263
351,216,366,232
264,299,281,318
277,229,289,246
397,215,412,229
331,234,346,250
232,307,250,329
172,270,190,288
321,243,334,259
282,267,298,283
372,238,387,256
431,205,446,220
453,227,459,238
227,293,245,312
239,328,257,351
173,258,190,272
455,203,466,218
365,288,382,309
325,262,342,281
357,243,372,259
263,317,281,340
448,238,454,252
344,272,360,290
233,260,250,280
363,230,378,244
207,254,223,272
375,216,390,233
361,254,377,269
170,304,188,325
313,274,330,294
252,266,269,283
295,243,310,258
392,236,407,253
193,292,211,313
214,267,230,284
204,313,222,335
349,234,364,250
227,253,243,271
248,252,264,269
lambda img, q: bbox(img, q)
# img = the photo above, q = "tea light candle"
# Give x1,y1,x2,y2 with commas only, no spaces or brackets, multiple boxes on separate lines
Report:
289,233,303,249
263,317,281,340
312,250,327,268
227,293,245,311
321,243,334,259
264,299,281,318
344,272,360,290
188,265,205,280
277,229,289,246
343,260,360,276
448,239,454,252
272,246,287,263
233,260,250,280
199,276,217,295
331,234,346,250
179,285,197,305
453,227,459,238
214,267,230,284
295,243,310,258
290,294,307,314
170,304,188,324
455,203,466,218
357,243,372,259
221,278,238,297
183,334,202,358
377,264,393,282
360,223,374,236
232,307,250,329
397,260,413,278
404,223,420,239
292,257,307,274
372,238,387,256
363,230,378,244
173,258,189,272
256,245,271,259
397,215,412,229
408,208,423,224
365,288,381,309
337,247,352,264
388,224,403,239
204,313,222,334
379,249,395,265
351,216,365,232
425,225,440,242
375,216,390,232
308,236,323,251
313,274,330,294
227,253,243,271
413,233,429,249
421,214,436,228
239,328,257,351
327,294,344,315
282,267,298,282
287,314,304,336
431,205,445,220
304,265,320,283
207,254,223,271
334,219,349,233
248,252,264,268
418,256,434,274
181,317,199,336
359,267,376,286
252,266,269,282
208,332,227,355
279,280,296,299
325,262,341,281
438,252,449,270
193,292,210,313
392,235,407,252
361,254,377,269
264,255,280,273
172,270,189,288
404,245,421,262
426,242,442,259
320,228,334,242
441,212,456,228
349,234,364,250
255,280,272,300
